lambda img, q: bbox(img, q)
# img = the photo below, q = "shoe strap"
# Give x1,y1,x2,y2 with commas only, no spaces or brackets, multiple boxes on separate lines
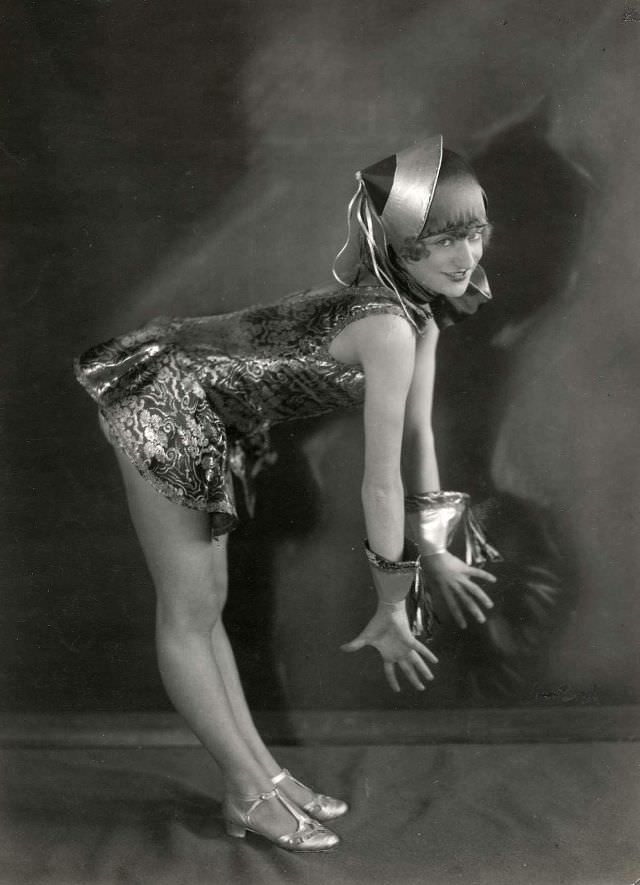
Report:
274,787,322,838
271,768,305,790
244,786,318,841
244,787,279,824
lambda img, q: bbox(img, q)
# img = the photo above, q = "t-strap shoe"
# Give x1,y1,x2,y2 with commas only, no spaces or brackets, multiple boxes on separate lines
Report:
223,787,340,852
271,769,349,822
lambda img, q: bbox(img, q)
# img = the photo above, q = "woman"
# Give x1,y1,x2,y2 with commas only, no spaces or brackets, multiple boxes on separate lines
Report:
74,135,498,852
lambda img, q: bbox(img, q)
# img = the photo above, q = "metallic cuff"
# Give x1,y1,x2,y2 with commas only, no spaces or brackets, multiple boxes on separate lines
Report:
364,539,421,572
405,491,468,555
364,539,421,605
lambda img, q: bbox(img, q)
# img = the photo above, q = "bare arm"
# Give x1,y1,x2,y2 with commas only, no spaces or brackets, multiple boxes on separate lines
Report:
402,320,440,493
400,322,497,628
351,314,416,560
338,313,438,690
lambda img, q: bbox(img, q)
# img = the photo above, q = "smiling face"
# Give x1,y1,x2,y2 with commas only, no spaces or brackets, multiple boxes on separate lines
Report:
397,154,490,297
400,224,487,297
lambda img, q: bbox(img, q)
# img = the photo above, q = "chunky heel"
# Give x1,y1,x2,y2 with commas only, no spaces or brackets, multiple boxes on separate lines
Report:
226,822,247,838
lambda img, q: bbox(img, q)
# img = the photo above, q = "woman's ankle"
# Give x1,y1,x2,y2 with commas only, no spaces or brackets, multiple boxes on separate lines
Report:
223,771,274,799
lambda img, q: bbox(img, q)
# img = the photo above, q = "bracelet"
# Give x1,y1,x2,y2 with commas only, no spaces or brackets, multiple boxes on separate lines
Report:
364,539,433,639
364,539,421,606
405,491,467,555
405,490,502,566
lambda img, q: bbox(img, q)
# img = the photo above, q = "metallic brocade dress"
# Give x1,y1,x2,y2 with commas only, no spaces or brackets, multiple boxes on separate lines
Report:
74,279,490,535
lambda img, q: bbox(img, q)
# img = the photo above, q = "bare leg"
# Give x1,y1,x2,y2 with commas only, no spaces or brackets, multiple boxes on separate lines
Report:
209,620,327,808
111,446,305,835
210,619,281,777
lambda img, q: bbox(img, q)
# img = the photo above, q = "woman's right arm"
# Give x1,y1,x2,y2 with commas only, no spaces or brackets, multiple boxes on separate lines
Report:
337,314,438,690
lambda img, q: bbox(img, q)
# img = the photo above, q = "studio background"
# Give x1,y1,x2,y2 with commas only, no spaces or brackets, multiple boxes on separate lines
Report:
3,0,639,717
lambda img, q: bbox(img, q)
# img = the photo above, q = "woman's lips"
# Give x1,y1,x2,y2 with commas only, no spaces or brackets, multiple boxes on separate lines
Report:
444,270,471,282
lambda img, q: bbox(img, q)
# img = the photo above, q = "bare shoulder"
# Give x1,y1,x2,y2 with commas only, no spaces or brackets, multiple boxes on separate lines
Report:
331,311,416,370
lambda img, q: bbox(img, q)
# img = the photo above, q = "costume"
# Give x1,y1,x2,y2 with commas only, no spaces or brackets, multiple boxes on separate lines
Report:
75,135,562,697
74,276,491,537
74,131,498,656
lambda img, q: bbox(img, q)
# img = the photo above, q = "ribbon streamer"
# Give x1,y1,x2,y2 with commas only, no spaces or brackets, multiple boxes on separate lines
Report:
332,176,420,332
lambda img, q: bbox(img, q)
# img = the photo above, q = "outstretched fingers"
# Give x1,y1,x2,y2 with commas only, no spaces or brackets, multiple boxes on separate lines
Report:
460,577,494,611
398,660,425,691
442,587,467,629
385,652,437,693
410,650,435,682
441,577,495,628
340,635,367,653
384,662,401,693
412,638,439,666
467,565,497,584
459,593,487,624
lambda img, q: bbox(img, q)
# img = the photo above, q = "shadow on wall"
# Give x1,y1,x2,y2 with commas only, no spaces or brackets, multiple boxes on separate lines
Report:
5,0,635,714
488,12,640,700
225,420,324,712
430,103,592,704
261,105,594,710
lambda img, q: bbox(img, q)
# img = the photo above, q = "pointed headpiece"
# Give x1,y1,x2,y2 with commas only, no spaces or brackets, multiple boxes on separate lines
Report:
360,134,443,250
333,135,444,327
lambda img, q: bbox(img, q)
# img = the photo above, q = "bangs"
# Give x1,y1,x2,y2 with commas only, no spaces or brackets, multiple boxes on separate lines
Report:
423,177,487,236
422,150,487,237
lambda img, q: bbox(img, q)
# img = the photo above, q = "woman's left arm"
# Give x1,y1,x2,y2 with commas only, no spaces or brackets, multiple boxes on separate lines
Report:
402,320,441,493
403,321,497,629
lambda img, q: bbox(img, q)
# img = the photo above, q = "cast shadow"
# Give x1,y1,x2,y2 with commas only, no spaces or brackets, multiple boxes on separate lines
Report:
225,418,326,712
226,104,596,711
2,753,237,882
428,103,592,704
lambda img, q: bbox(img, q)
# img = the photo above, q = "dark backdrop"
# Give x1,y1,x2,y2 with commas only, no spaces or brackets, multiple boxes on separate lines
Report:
2,0,638,712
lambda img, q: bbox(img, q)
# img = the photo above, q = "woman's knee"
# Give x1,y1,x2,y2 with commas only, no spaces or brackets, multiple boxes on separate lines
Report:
156,556,228,635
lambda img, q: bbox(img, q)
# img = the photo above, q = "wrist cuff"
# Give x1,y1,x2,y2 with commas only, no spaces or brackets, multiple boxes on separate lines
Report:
405,491,467,554
364,539,421,605
364,539,421,572
405,491,503,565
364,539,433,639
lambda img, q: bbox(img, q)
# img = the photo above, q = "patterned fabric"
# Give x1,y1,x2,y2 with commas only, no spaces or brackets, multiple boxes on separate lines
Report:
74,280,488,535
364,539,421,573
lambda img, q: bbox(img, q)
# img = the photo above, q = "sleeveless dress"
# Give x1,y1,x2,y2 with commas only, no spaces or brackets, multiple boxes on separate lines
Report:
74,276,491,535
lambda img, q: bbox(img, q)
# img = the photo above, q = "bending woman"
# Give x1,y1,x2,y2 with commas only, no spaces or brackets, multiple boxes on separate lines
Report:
75,135,498,852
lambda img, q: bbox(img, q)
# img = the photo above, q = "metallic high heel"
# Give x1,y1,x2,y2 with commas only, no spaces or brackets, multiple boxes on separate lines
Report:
271,769,349,822
223,787,340,852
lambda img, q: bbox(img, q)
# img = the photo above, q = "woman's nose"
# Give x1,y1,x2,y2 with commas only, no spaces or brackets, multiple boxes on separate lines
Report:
452,239,474,269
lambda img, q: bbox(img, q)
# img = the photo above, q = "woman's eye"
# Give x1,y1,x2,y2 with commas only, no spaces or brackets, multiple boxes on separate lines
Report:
437,238,452,247
467,230,482,241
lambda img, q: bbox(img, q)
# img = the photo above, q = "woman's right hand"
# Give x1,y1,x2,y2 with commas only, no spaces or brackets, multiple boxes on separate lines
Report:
341,604,438,692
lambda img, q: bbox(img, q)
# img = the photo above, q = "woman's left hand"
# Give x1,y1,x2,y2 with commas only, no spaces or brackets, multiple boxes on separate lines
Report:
421,550,496,629
341,605,438,692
